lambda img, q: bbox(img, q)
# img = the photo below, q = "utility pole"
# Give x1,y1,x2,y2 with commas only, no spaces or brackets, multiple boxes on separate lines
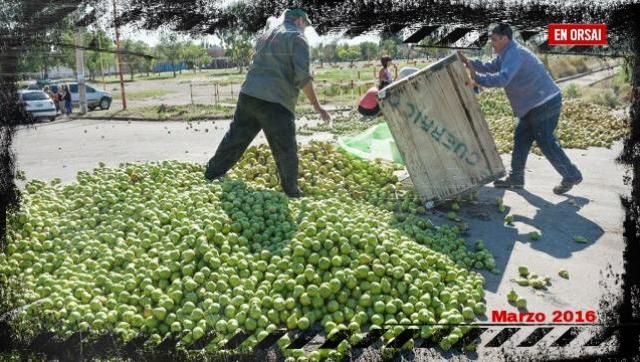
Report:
98,34,105,90
113,0,127,109
75,18,88,114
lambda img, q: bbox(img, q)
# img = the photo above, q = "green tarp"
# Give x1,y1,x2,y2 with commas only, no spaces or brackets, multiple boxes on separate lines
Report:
337,122,405,165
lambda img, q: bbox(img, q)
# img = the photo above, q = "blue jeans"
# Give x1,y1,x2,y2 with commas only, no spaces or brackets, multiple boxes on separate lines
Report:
64,100,72,115
510,94,582,183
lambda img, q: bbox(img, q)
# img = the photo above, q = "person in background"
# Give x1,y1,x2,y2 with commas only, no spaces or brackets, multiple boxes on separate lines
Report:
357,67,419,118
43,86,57,113
357,87,380,117
204,8,331,198
51,86,61,114
55,86,63,114
459,23,583,195
62,84,72,116
378,55,397,89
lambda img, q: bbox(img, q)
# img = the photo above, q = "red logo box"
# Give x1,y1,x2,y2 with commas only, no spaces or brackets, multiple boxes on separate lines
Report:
548,24,607,45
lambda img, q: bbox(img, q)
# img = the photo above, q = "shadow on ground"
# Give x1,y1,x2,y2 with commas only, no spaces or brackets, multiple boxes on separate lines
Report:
457,185,603,295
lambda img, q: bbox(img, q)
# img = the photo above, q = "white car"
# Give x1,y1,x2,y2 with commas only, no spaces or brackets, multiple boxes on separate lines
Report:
18,90,57,122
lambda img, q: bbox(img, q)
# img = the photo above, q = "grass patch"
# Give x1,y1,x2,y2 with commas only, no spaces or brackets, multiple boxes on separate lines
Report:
544,54,616,79
85,70,222,84
106,103,234,121
567,68,632,109
111,88,173,100
312,60,430,83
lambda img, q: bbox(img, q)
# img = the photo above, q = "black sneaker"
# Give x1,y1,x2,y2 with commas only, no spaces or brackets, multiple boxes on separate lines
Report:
204,174,226,183
285,188,304,199
494,177,524,189
553,178,582,195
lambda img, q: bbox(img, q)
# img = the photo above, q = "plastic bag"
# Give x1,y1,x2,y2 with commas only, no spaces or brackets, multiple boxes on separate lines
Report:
337,122,404,165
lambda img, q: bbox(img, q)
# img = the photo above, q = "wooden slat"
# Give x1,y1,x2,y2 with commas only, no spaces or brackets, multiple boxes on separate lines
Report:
378,53,505,201
446,60,504,173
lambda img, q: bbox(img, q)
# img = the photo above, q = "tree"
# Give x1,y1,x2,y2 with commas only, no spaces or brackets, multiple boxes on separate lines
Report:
143,47,159,76
122,39,149,80
336,44,359,63
18,42,58,79
358,42,378,61
379,39,399,59
322,42,338,65
84,30,115,81
157,33,183,77
219,29,253,73
311,43,323,66
182,42,210,72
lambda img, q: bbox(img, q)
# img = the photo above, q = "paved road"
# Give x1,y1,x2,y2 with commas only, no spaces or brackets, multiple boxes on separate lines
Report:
557,66,621,88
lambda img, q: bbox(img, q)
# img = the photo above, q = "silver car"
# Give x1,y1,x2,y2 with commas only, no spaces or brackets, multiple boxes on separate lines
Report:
66,83,112,110
18,90,57,122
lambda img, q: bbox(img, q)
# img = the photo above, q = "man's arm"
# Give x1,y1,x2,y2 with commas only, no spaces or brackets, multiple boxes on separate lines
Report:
458,50,501,73
473,47,522,88
468,58,501,74
292,35,331,124
302,82,331,124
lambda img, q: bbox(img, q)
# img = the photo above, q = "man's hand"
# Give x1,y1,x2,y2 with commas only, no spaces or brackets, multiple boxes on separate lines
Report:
315,104,332,125
303,82,332,126
458,50,478,87
468,64,477,80
457,50,469,66
465,61,478,88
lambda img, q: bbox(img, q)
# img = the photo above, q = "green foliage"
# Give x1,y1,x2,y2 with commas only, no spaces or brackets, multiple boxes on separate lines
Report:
121,39,150,80
220,30,253,73
379,39,398,58
358,42,378,61
336,44,360,62
587,90,621,109
18,18,75,77
84,30,116,81
157,33,184,77
563,83,581,99
182,42,211,73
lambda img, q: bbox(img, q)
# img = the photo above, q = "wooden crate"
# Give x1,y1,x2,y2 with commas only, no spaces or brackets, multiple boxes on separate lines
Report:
377,53,505,202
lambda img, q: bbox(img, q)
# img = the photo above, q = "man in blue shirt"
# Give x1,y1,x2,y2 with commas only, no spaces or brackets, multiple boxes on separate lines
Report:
204,9,331,198
459,24,583,194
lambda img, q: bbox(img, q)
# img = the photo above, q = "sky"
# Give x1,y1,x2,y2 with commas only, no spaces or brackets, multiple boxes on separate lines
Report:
93,2,381,48
91,0,628,49
118,23,381,48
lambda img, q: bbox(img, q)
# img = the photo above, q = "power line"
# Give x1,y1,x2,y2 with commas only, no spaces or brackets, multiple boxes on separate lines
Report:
3,39,155,59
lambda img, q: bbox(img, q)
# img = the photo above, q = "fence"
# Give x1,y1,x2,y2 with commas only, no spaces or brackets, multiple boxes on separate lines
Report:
162,59,433,110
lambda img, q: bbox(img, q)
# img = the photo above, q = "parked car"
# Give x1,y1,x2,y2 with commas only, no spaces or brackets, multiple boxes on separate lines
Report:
25,79,55,90
18,90,57,122
67,83,112,110
45,82,112,111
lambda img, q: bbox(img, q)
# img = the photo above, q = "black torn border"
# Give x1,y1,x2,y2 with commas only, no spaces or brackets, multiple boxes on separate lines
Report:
0,324,636,360
1,0,639,360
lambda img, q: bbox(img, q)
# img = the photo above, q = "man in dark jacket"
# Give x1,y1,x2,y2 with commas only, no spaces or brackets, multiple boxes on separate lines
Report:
204,8,330,197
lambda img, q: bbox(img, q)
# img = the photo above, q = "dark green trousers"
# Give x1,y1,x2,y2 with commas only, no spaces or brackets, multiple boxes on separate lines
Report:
205,93,299,194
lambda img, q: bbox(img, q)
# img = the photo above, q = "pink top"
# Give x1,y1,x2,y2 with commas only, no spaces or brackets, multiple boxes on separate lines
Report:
379,68,392,83
359,87,379,109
